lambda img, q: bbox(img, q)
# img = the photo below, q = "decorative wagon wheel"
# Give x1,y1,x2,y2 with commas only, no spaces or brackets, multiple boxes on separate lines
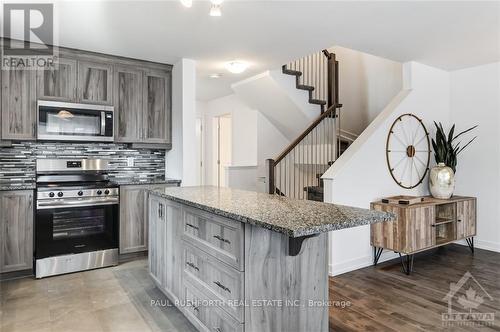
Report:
386,114,431,189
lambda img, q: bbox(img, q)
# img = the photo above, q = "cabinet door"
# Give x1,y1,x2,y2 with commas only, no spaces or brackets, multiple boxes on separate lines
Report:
163,199,182,301
142,69,171,144
78,60,113,105
148,196,165,286
1,67,36,140
119,186,147,254
114,66,143,142
0,191,34,273
402,206,435,252
37,57,77,101
457,199,476,238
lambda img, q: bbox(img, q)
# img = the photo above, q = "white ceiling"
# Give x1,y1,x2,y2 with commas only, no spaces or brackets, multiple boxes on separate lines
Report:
6,1,500,101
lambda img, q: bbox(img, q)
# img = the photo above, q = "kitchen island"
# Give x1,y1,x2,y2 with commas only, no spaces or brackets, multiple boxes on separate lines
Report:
147,186,393,332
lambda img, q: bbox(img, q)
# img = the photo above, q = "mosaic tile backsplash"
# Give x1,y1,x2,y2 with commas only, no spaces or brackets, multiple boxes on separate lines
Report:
0,142,166,189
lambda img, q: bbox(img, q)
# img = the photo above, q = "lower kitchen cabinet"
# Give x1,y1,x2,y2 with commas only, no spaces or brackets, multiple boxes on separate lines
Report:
0,190,34,273
119,183,179,255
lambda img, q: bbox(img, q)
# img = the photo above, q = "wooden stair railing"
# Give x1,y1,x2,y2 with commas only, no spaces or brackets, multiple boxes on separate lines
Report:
267,50,342,199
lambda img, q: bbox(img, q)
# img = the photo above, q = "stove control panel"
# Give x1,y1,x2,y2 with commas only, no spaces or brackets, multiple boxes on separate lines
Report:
37,187,119,200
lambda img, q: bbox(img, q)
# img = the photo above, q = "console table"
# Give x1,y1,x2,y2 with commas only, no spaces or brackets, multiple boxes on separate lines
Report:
370,196,476,274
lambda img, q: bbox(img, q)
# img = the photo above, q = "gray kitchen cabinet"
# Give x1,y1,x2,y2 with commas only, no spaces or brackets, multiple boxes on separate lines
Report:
142,69,172,144
1,67,36,140
114,66,143,142
119,185,148,254
148,194,182,302
0,190,34,273
36,57,77,102
120,183,179,255
78,60,113,105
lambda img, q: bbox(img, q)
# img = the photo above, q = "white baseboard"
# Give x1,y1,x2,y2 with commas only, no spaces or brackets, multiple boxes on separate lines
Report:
455,238,500,253
329,239,500,277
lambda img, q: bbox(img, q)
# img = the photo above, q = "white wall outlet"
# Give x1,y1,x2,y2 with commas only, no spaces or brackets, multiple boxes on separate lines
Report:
127,157,135,167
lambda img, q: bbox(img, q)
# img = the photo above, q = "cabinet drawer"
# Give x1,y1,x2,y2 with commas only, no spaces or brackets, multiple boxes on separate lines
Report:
183,241,244,322
183,281,243,332
182,207,244,270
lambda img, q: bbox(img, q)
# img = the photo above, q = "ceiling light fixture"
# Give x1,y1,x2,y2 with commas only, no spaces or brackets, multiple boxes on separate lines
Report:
209,4,221,17
180,0,192,8
224,61,249,74
209,73,223,79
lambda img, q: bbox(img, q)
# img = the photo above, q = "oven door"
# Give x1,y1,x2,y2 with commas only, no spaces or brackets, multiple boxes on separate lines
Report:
35,198,119,259
37,101,114,142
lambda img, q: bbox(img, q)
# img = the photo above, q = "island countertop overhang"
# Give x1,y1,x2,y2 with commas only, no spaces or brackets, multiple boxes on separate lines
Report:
148,186,395,238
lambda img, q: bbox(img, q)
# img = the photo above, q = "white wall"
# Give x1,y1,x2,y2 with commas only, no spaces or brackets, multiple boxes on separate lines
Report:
450,62,500,252
328,46,403,137
323,62,452,275
167,58,198,186
200,94,258,186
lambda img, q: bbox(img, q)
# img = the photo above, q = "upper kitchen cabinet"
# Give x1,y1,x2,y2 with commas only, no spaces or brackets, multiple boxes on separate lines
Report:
78,60,113,105
114,66,143,142
1,66,36,140
36,57,77,102
142,69,172,145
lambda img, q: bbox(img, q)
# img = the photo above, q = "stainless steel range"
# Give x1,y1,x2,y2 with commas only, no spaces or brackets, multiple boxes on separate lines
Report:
35,159,119,278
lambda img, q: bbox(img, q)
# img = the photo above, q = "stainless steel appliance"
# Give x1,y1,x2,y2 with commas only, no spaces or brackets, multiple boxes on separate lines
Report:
37,100,114,142
35,159,119,278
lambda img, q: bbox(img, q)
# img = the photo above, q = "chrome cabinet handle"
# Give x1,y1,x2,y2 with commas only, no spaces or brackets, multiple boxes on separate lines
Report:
213,235,231,244
213,280,231,293
186,261,199,271
186,223,199,231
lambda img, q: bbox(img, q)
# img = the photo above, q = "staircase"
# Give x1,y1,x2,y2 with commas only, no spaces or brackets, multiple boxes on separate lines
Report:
266,50,351,202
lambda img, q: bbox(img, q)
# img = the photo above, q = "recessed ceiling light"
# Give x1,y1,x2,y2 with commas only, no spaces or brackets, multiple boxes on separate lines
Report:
180,0,192,8
209,73,223,79
224,61,249,74
209,4,221,17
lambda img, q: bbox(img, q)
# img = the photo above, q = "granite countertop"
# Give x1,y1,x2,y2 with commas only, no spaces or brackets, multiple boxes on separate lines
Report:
0,185,36,191
112,178,182,186
148,186,394,238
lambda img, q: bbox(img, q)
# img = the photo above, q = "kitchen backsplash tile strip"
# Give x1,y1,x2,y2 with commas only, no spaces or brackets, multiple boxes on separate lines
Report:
0,142,166,189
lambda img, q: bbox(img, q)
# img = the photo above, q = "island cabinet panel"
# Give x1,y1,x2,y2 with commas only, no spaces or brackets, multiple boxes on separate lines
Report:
77,60,113,105
457,199,476,239
244,226,329,332
120,183,179,254
0,190,34,273
142,69,171,144
114,66,143,142
182,207,244,271
36,57,77,101
148,195,183,302
1,67,36,140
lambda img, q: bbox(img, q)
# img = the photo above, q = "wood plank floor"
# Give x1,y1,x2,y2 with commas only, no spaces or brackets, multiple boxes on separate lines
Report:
329,244,500,331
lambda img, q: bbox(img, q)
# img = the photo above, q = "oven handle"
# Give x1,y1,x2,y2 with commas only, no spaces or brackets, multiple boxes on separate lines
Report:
37,198,119,210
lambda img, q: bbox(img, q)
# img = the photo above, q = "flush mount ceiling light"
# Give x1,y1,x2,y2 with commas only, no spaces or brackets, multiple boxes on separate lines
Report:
180,0,192,8
209,4,221,17
224,61,249,74
209,73,223,79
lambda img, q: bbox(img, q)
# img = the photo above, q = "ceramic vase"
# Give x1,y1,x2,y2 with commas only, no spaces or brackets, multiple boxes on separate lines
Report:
429,163,455,199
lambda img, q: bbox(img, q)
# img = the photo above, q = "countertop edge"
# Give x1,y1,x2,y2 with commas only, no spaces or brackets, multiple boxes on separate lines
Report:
148,189,395,238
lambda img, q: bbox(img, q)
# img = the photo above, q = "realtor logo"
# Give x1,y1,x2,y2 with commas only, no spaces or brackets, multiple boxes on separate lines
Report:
2,3,58,70
442,271,494,327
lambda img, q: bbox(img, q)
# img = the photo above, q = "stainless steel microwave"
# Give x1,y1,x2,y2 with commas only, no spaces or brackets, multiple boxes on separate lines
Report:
37,101,114,142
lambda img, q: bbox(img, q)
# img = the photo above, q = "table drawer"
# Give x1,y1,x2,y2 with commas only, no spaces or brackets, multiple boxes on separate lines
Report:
182,207,244,270
183,241,244,322
183,280,243,332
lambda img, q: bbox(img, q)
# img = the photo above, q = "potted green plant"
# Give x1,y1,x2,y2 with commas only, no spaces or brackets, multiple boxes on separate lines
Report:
429,122,477,199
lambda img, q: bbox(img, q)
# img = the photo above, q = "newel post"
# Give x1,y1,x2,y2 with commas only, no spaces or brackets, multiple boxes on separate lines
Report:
265,159,275,194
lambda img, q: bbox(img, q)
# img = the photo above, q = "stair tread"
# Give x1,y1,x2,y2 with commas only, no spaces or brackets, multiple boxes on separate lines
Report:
297,84,314,91
282,68,302,77
309,99,327,106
